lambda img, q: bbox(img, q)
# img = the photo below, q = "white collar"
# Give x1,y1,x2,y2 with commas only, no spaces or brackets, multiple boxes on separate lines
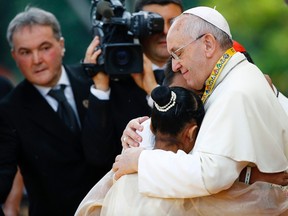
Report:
34,66,70,96
152,64,166,71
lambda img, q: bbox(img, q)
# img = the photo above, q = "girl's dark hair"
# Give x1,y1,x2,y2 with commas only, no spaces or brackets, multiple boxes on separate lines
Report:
162,57,174,86
151,86,205,136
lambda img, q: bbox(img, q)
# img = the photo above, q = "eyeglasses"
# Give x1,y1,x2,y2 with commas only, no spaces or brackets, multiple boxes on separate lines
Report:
170,34,206,60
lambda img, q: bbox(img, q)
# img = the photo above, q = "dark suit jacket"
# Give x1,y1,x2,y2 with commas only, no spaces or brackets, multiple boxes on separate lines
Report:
0,76,13,216
82,75,153,164
0,65,116,216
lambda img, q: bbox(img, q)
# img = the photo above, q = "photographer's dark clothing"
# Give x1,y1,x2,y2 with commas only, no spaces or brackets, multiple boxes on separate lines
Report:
82,76,152,164
0,65,116,216
153,69,165,85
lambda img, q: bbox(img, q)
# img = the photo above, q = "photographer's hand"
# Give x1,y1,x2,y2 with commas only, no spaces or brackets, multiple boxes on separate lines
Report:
84,36,109,91
131,54,158,95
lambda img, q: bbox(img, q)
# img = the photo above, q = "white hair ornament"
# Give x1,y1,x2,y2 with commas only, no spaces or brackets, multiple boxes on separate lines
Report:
154,91,177,112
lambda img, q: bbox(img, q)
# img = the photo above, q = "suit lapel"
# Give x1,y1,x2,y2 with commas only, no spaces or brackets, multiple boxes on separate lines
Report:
65,65,91,126
21,66,90,141
22,80,78,142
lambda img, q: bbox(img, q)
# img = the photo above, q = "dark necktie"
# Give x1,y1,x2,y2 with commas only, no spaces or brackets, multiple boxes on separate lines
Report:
48,85,80,132
154,69,165,85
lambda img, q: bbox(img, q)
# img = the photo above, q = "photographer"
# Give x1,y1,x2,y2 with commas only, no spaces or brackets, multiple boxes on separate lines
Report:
83,0,183,159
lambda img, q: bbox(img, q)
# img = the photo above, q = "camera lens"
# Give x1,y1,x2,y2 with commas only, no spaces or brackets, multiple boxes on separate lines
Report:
105,43,143,74
115,49,130,66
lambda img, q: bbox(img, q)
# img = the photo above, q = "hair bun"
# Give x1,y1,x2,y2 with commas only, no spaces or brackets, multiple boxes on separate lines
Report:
151,86,171,106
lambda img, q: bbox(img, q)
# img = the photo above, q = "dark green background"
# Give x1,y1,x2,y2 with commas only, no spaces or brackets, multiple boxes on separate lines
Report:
1,0,287,95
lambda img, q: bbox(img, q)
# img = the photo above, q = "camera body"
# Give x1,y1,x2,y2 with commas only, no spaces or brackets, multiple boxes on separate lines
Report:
88,0,164,75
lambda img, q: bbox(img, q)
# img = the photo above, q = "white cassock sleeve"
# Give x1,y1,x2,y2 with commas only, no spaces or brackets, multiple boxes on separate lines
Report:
138,150,246,198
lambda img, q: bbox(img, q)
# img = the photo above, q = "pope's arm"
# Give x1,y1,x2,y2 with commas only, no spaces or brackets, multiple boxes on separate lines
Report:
113,148,247,198
139,150,247,198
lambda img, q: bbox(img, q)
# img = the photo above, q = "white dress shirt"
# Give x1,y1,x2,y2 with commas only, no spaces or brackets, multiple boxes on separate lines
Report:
34,66,81,126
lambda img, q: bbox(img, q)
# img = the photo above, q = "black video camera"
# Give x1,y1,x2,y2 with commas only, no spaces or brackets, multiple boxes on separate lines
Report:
83,0,164,76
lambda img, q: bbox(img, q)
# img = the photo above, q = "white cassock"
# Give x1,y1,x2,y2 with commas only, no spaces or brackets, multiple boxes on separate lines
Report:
138,52,288,198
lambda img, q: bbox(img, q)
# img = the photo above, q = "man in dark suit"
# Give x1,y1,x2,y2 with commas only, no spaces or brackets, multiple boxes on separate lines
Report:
0,7,117,216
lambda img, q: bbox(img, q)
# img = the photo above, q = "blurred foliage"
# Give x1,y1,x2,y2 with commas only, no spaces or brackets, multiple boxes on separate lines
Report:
1,0,287,95
187,0,288,95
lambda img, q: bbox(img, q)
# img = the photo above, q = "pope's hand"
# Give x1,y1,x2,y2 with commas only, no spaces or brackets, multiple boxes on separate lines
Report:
121,116,149,149
112,147,144,180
